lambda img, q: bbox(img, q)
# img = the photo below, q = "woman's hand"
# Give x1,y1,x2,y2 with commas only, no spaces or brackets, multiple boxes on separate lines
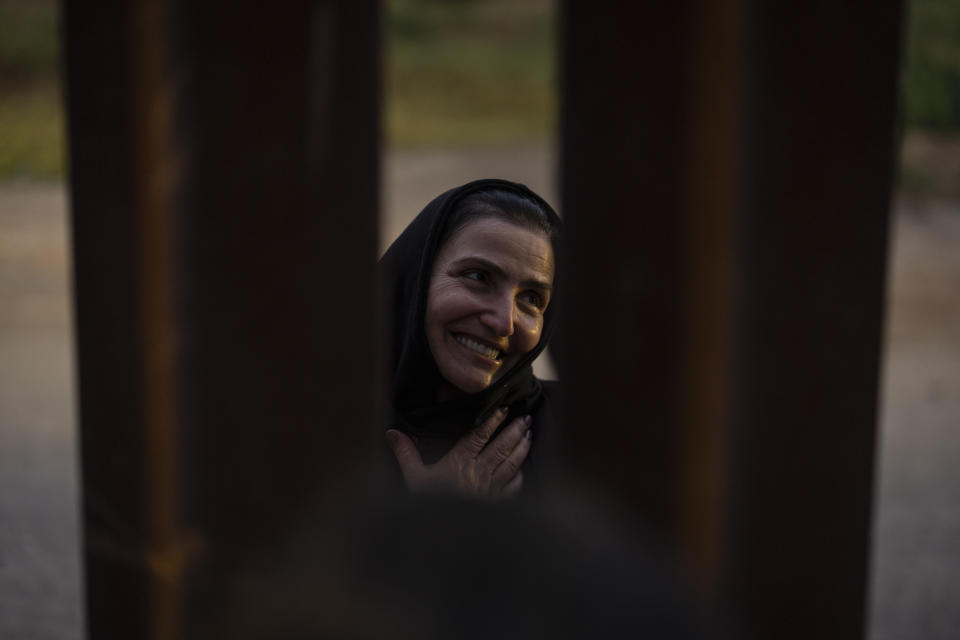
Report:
385,407,533,498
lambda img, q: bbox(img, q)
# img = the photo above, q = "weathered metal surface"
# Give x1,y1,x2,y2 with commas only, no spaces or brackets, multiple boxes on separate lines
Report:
64,1,380,637
558,1,902,638
724,3,903,638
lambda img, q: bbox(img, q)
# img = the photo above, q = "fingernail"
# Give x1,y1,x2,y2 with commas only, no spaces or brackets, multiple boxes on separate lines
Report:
385,429,399,445
523,415,533,426
524,429,533,440
500,406,510,416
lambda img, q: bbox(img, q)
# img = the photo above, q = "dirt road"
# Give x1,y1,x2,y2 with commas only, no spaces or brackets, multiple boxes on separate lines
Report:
870,197,960,640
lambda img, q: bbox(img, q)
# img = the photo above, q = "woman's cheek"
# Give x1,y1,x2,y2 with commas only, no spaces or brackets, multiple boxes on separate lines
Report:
519,316,543,352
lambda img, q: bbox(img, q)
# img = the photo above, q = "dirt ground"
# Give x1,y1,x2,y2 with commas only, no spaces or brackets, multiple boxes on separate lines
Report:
869,196,960,640
0,148,957,639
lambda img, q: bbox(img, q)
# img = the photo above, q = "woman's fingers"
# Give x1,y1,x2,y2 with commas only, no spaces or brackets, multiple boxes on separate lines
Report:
480,414,531,467
490,420,532,489
386,429,425,487
460,406,509,457
392,412,532,497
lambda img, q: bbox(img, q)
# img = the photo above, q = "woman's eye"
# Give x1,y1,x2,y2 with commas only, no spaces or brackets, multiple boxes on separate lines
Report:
519,292,543,309
462,270,486,283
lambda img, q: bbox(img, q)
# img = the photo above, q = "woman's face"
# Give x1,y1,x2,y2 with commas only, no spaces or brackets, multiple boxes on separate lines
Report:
425,216,555,396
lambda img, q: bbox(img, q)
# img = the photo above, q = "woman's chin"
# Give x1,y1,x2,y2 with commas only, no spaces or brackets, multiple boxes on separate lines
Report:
436,373,493,400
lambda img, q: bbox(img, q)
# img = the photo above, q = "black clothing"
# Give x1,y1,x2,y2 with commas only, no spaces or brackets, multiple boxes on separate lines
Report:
378,179,561,466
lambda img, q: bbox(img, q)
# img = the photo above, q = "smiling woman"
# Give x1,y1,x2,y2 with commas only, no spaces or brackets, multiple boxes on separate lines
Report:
379,179,561,498
426,216,554,397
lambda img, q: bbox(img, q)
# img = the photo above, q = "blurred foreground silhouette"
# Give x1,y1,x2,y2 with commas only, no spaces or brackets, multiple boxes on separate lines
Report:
189,492,711,640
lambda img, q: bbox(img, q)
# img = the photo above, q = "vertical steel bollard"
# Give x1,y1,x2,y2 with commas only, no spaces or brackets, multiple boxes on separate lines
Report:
558,1,902,638
64,1,381,637
724,3,903,638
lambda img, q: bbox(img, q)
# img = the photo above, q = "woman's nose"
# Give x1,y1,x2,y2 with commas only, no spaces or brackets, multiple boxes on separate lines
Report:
481,295,516,337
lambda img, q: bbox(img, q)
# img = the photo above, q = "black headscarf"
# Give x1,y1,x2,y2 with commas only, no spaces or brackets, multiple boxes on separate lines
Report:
379,179,561,462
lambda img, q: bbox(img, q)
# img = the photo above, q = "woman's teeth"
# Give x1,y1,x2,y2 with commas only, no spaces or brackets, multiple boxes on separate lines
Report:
455,335,500,359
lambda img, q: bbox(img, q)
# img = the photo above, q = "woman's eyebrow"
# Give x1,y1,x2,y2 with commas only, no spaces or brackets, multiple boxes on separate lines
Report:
452,256,553,291
523,277,553,292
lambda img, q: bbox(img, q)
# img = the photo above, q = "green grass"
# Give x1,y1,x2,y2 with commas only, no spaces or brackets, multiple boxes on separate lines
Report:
2,0,958,184
385,0,556,147
0,81,64,179
0,0,63,180
0,0,555,180
901,0,960,132
0,1,58,84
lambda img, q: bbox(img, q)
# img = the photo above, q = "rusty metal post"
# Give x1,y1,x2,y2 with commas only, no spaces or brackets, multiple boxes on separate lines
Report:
63,1,380,637
558,1,902,638
556,0,741,583
724,3,903,638
557,0,690,525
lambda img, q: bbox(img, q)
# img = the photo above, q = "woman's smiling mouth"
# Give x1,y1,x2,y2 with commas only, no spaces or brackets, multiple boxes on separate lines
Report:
453,334,502,361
